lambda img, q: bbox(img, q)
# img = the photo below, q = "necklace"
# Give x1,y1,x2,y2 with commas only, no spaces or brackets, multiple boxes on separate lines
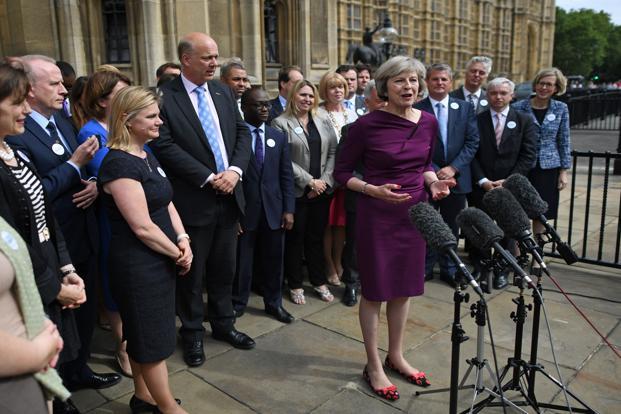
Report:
327,108,348,139
143,156,152,172
0,142,15,161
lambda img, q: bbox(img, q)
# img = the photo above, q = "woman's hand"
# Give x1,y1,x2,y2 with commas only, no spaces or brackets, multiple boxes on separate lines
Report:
430,179,456,201
57,283,86,309
558,169,568,191
176,238,193,275
309,179,327,194
368,184,412,204
32,319,63,371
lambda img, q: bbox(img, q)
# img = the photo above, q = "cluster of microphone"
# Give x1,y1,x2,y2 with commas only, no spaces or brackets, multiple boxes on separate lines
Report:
410,174,577,298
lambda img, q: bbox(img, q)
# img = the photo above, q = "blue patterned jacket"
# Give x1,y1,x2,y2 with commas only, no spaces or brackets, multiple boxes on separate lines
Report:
512,98,571,169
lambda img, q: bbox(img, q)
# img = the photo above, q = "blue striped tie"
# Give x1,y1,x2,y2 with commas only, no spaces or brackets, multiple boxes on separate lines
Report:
195,86,226,172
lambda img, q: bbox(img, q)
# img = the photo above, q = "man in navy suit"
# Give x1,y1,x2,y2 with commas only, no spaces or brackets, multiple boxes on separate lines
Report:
7,54,120,409
450,56,493,115
267,65,303,123
233,86,295,323
337,64,367,116
415,63,479,286
150,33,254,367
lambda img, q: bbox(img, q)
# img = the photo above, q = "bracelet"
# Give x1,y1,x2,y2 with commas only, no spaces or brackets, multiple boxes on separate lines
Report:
428,180,439,188
361,182,369,194
177,233,191,243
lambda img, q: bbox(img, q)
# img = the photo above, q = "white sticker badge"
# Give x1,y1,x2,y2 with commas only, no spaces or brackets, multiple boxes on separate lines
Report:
480,99,488,107
506,121,517,129
294,127,304,134
450,102,459,110
52,143,65,156
1,231,19,250
546,113,556,122
266,138,276,148
356,108,365,116
157,167,166,177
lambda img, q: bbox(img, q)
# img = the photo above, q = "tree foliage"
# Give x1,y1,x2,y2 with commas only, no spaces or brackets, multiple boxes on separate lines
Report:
553,7,619,80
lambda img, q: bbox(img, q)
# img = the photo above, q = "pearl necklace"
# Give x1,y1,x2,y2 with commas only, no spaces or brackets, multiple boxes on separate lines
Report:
327,107,348,139
0,142,15,161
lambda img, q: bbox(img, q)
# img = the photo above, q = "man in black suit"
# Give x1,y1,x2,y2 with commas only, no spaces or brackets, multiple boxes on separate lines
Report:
233,86,295,323
469,77,537,289
337,64,367,116
149,32,254,367
221,58,250,116
450,56,493,114
7,54,120,408
415,63,479,286
267,65,303,123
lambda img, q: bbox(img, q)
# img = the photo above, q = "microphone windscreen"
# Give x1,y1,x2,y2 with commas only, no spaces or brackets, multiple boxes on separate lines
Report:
456,207,504,250
503,174,549,219
409,202,456,251
482,188,531,239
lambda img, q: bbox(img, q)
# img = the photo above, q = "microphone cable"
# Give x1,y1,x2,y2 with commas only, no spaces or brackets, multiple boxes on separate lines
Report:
539,266,621,359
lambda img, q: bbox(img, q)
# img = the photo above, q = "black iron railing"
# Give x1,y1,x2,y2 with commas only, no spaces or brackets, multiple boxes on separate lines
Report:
567,90,621,131
546,151,621,268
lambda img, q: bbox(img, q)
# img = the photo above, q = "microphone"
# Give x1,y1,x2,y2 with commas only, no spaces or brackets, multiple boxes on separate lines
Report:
482,188,547,273
409,202,484,299
503,174,578,264
456,207,535,288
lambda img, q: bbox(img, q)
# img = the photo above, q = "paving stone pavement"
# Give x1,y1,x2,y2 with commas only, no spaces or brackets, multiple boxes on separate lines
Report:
75,129,620,413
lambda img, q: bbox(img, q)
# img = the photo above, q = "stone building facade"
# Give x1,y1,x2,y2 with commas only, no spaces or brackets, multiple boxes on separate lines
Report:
0,0,555,89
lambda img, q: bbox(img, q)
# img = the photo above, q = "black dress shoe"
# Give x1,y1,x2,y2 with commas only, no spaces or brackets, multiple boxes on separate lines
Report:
67,372,122,390
493,272,509,289
53,398,80,414
265,305,294,323
212,328,256,349
342,285,358,306
129,395,181,414
183,340,205,367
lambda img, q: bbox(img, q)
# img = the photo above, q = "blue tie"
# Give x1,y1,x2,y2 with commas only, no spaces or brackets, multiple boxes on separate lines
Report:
254,128,264,168
195,86,226,173
435,102,448,160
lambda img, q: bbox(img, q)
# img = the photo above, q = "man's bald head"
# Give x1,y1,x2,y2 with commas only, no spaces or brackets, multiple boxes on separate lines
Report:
178,32,219,85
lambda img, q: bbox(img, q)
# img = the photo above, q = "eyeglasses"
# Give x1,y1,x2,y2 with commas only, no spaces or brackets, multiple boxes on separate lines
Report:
537,81,556,89
252,101,272,109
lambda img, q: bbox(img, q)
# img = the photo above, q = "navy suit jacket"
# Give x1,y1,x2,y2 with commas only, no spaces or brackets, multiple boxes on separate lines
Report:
241,125,295,231
414,96,479,194
450,87,489,114
7,113,98,264
149,77,251,226
267,96,285,124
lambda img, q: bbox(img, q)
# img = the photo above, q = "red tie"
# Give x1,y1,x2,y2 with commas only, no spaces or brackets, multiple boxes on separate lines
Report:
495,113,503,147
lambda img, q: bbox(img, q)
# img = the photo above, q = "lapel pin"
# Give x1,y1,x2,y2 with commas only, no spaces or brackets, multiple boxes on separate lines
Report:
546,113,556,121
356,108,365,116
52,143,65,156
450,102,459,109
266,138,276,148
507,121,517,129
480,99,488,107
294,126,304,134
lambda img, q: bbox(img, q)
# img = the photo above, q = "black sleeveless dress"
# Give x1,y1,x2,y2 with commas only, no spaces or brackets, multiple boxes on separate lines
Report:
98,149,176,363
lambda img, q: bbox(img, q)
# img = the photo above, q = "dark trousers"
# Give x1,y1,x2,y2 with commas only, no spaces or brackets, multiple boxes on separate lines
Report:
60,256,98,381
425,192,467,277
233,211,285,310
177,196,238,343
340,209,359,287
284,196,331,289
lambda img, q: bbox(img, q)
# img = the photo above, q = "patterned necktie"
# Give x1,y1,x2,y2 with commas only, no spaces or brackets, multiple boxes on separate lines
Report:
467,94,476,109
46,122,71,154
344,100,352,110
494,113,504,147
195,86,226,172
435,102,448,159
254,128,264,168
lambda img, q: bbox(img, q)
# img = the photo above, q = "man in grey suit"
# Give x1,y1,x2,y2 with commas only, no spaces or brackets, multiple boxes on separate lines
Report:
150,32,254,367
450,56,493,114
415,63,479,286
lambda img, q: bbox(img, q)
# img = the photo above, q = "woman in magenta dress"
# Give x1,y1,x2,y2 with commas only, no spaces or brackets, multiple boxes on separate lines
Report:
334,56,453,401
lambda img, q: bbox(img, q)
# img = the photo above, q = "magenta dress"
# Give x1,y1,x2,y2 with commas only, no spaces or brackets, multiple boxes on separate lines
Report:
334,110,437,301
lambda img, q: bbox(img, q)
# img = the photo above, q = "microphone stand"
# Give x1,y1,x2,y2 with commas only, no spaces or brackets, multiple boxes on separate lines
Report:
414,284,469,414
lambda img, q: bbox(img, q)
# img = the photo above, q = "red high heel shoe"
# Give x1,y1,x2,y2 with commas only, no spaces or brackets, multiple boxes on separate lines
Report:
384,356,431,387
362,366,400,401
